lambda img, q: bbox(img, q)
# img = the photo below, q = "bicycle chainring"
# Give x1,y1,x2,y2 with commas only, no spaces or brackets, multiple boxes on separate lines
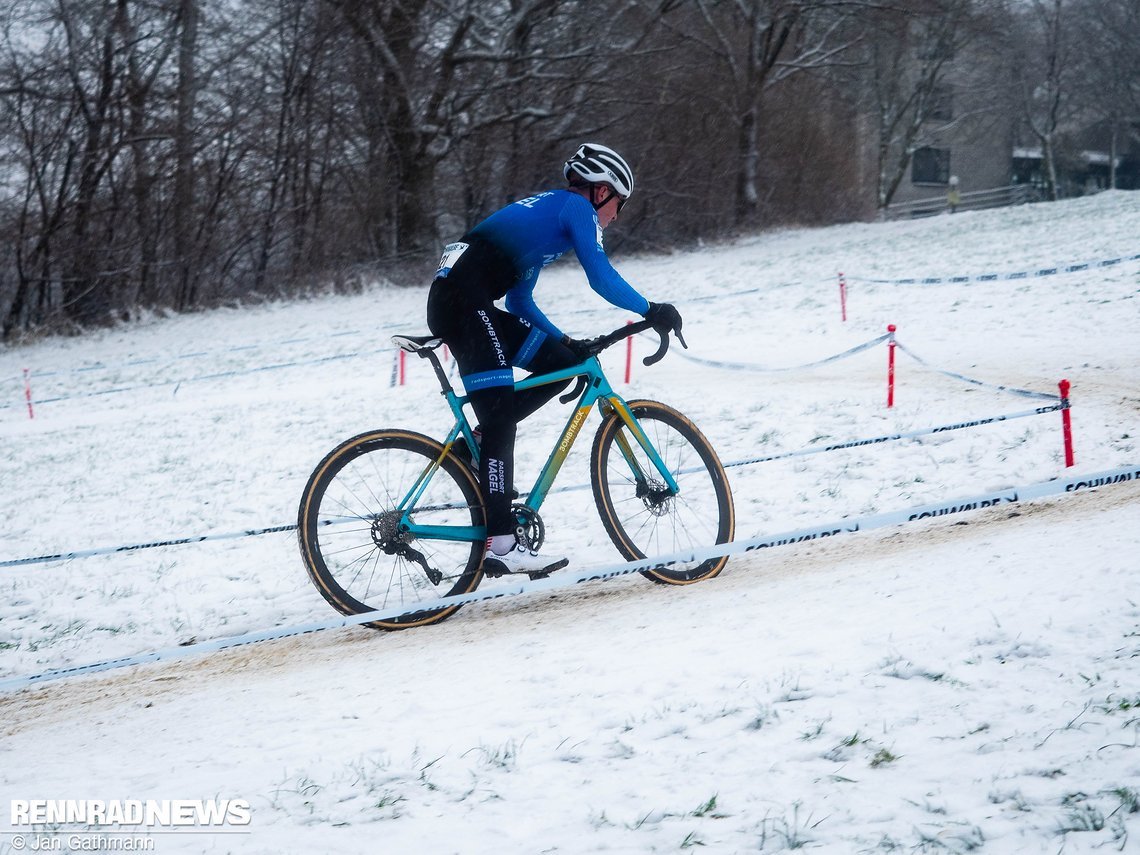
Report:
512,504,545,551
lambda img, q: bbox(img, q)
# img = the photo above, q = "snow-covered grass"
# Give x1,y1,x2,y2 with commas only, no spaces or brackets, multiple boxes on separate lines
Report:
1,191,1138,853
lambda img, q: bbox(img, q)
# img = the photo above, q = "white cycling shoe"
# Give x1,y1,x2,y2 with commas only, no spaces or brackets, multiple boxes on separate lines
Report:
482,542,569,578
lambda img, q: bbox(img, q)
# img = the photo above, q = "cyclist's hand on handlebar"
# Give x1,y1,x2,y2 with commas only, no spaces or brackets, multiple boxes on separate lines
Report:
561,335,603,361
645,302,687,348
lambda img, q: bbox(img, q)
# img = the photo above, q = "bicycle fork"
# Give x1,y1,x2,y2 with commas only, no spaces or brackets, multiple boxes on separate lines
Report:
599,397,681,503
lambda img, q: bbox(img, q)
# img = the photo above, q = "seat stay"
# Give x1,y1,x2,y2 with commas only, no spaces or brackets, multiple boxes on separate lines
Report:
395,444,486,544
394,450,445,516
440,393,480,464
394,419,485,542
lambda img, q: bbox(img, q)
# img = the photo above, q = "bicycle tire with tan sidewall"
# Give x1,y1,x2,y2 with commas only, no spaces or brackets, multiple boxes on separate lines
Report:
590,399,735,584
298,429,485,630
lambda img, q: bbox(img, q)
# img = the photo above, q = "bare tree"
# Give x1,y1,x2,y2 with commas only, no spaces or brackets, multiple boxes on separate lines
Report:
1,2,76,336
328,0,658,255
1072,0,1140,188
858,0,1002,210
328,0,477,255
4,0,1128,341
1,0,189,329
111,0,182,310
171,0,200,309
1007,0,1080,200
656,0,859,226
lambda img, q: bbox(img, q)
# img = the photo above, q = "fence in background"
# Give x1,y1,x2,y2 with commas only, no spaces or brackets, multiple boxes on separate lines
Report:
885,184,1037,220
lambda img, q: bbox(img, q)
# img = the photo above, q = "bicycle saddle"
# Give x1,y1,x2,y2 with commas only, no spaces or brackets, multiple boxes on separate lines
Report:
392,334,443,353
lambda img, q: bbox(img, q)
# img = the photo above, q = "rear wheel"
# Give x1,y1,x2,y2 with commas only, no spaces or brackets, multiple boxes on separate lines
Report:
591,400,734,584
298,430,484,629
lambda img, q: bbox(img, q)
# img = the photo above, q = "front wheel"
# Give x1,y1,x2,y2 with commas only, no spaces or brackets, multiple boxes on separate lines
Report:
298,429,485,629
590,400,735,584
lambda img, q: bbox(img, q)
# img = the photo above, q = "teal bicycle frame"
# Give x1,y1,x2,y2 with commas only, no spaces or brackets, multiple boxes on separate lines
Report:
396,350,680,546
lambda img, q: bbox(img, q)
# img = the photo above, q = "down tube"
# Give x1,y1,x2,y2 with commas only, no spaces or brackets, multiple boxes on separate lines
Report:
527,400,596,504
604,397,681,494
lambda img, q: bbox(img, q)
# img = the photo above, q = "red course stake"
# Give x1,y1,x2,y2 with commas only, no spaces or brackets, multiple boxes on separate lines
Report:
624,319,633,384
23,368,34,419
886,324,897,408
1059,379,1075,467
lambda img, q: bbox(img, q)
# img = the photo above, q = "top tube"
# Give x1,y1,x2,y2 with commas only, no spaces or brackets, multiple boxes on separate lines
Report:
395,318,667,399
450,358,601,408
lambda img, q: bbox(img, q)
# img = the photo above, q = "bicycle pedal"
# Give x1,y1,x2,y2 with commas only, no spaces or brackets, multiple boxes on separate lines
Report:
527,558,569,580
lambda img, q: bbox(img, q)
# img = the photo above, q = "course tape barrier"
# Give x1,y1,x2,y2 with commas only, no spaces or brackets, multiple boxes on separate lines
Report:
721,402,1061,469
8,329,370,382
666,327,1059,405
2,463,1136,693
0,524,299,569
845,252,1140,285
1,403,1061,570
8,248,1134,402
2,286,760,398
894,340,1058,400
673,333,892,373
1,348,391,410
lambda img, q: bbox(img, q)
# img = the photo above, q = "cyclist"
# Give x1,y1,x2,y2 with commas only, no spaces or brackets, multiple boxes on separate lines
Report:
426,143,683,576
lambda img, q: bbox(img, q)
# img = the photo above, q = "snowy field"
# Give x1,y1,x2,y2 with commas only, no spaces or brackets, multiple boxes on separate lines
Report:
0,191,1138,853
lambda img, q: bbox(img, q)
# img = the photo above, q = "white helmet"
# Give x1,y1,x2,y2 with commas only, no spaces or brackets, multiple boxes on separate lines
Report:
563,143,634,198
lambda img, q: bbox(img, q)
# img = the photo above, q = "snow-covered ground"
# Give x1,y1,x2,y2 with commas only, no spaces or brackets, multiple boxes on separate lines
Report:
1,191,1138,853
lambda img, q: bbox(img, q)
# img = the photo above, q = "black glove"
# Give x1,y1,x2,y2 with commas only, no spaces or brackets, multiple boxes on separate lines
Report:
561,335,601,361
645,302,683,337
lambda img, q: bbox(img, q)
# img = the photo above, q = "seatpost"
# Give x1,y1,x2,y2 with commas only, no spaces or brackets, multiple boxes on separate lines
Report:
418,348,454,395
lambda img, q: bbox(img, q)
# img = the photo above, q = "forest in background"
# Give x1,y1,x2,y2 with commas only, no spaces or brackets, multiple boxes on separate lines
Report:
1,0,1136,339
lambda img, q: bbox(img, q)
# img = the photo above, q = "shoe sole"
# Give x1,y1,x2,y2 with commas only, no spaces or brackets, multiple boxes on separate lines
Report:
482,556,569,579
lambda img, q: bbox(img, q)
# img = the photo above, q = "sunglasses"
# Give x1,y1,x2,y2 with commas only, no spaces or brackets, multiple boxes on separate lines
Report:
596,184,626,213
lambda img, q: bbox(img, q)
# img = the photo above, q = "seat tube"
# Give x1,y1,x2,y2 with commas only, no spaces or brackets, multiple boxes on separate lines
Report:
522,361,606,505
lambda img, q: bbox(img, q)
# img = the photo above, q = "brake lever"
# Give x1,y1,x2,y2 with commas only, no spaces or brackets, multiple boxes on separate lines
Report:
559,374,588,404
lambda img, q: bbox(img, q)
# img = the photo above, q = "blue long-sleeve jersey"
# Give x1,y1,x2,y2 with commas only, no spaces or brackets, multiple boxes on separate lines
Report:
467,189,650,340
